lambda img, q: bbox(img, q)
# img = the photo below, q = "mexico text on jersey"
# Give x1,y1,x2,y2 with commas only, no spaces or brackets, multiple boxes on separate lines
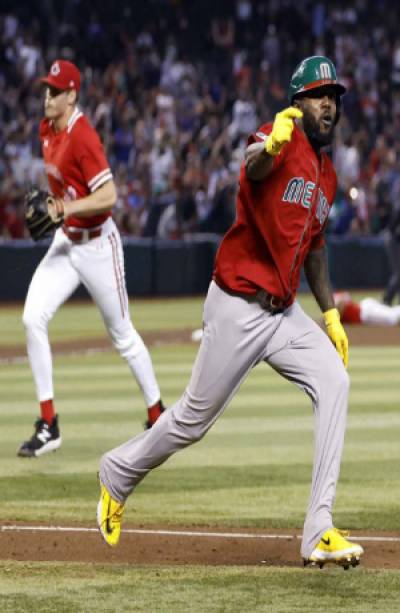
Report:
214,123,337,304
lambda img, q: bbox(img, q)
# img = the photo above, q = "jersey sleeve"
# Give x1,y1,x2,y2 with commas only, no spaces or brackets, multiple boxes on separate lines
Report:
247,123,287,168
247,122,273,146
74,123,113,192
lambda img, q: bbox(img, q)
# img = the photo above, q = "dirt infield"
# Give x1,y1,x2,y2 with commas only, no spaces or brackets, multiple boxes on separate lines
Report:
1,523,400,569
1,324,400,362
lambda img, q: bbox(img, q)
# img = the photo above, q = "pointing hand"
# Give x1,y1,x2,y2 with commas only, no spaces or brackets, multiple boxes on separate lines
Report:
265,107,303,156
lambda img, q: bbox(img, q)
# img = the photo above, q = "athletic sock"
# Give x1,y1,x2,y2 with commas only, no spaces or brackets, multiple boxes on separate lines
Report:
40,399,55,425
147,400,163,427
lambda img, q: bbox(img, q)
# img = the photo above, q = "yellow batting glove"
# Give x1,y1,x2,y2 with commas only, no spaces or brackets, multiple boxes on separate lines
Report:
265,107,303,156
323,308,349,368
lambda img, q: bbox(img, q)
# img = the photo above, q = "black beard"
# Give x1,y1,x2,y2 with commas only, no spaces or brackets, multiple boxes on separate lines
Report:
302,110,335,148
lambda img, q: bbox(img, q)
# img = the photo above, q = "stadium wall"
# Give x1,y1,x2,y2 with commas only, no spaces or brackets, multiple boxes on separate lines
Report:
0,235,390,301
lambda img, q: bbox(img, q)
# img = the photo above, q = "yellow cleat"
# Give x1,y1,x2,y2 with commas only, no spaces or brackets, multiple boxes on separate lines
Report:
97,482,125,547
304,528,364,569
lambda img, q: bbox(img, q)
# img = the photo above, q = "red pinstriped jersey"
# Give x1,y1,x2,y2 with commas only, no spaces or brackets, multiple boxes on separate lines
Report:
40,107,113,228
214,124,337,304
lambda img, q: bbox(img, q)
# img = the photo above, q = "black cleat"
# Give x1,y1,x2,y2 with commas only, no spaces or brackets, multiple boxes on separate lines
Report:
17,415,62,457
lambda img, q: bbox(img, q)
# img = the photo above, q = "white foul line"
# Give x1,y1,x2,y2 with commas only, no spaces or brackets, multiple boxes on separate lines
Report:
1,525,400,543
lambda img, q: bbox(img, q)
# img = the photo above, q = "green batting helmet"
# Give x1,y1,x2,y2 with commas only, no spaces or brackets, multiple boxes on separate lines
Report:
288,56,346,103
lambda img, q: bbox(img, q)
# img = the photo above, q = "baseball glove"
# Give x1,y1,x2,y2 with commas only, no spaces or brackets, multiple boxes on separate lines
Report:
25,188,64,241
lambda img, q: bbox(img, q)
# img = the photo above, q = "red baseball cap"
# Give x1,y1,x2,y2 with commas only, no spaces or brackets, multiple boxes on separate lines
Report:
41,60,81,92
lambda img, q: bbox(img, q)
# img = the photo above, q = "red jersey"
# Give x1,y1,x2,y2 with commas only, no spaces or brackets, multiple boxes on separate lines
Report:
214,124,337,304
40,107,113,228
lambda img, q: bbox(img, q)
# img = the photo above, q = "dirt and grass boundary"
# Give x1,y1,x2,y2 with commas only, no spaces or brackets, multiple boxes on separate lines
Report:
1,523,399,569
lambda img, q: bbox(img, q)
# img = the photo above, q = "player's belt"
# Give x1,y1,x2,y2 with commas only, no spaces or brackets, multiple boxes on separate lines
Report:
62,224,103,243
214,279,286,315
254,290,286,314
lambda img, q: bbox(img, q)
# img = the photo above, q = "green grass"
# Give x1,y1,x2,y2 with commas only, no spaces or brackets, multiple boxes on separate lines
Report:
0,290,381,347
1,344,400,530
0,296,205,346
1,340,400,529
0,293,399,611
0,563,400,613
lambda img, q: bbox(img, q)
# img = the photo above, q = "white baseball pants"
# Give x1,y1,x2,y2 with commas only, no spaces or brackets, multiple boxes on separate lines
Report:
22,218,160,408
360,297,400,326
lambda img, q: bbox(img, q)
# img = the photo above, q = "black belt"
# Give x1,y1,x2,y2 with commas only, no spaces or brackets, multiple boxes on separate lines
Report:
215,279,286,314
252,289,286,314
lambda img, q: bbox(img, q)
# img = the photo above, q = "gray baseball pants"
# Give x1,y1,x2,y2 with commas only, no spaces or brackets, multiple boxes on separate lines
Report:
99,281,349,558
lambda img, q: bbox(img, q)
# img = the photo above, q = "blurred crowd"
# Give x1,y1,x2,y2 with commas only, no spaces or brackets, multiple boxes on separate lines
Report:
1,0,400,240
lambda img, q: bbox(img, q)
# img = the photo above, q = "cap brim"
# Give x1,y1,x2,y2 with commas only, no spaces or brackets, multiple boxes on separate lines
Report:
40,76,61,88
301,80,346,96
293,82,347,102
40,76,75,92
332,83,346,96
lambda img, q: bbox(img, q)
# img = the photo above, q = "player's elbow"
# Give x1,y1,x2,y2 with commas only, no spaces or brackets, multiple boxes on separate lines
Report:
244,150,256,178
245,160,267,181
244,156,254,179
244,149,273,181
244,156,259,181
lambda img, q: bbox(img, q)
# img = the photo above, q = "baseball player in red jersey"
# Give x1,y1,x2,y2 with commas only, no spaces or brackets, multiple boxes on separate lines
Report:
97,56,364,568
18,60,165,458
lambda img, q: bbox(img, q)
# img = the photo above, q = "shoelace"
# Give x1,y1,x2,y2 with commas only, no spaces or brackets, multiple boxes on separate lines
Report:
103,497,124,523
28,420,48,441
334,528,350,538
111,506,124,521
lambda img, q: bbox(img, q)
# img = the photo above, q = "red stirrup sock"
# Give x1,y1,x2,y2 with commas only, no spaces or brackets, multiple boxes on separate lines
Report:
147,401,163,427
40,399,56,425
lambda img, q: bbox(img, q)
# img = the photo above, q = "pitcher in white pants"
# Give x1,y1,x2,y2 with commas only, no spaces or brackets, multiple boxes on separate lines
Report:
18,59,165,458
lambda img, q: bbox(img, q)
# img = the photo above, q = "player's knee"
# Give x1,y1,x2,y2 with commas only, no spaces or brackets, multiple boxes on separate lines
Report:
312,360,349,410
339,367,350,394
172,415,206,444
326,363,350,399
22,308,47,333
171,397,214,443
112,327,144,359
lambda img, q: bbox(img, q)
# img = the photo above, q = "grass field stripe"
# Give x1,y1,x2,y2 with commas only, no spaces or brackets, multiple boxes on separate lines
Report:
0,350,109,365
1,525,400,543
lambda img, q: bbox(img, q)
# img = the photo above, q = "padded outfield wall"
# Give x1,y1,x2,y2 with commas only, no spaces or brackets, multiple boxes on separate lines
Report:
0,235,390,301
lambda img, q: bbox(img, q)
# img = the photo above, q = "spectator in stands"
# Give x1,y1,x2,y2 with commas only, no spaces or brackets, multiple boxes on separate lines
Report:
2,0,400,242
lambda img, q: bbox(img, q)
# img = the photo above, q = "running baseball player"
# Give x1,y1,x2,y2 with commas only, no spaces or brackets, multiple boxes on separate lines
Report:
18,60,165,458
97,56,364,568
